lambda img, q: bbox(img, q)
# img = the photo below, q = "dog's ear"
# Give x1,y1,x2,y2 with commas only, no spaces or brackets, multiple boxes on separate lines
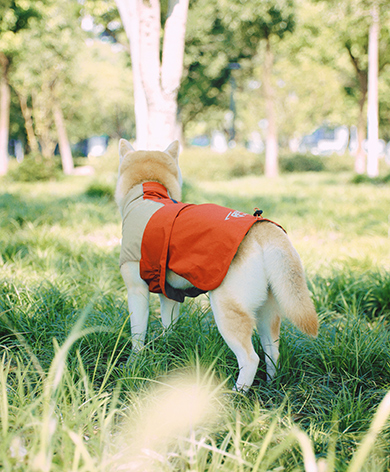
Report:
119,139,135,162
164,140,180,162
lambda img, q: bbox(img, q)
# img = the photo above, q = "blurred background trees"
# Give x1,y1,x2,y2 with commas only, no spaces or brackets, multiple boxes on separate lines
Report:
0,0,41,175
0,0,389,177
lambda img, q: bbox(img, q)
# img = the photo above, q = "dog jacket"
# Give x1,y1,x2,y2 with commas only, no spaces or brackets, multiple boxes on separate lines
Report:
120,181,284,303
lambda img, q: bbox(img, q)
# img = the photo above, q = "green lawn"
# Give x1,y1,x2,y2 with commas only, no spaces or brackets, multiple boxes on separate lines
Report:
1,150,390,471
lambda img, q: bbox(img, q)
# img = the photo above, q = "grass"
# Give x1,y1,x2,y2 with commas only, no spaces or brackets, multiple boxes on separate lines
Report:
1,147,390,471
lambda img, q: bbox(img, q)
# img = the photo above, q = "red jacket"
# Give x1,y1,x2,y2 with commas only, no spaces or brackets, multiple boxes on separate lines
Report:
140,182,283,302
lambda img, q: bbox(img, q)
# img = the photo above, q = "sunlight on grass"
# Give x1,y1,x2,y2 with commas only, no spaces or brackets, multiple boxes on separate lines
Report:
1,162,390,470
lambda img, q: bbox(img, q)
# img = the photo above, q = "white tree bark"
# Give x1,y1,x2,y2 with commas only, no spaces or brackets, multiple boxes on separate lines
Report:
366,3,379,178
354,92,367,174
264,38,278,178
116,0,149,149
116,0,188,150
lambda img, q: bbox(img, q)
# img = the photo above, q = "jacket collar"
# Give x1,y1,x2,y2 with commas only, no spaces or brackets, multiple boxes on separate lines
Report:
142,181,170,200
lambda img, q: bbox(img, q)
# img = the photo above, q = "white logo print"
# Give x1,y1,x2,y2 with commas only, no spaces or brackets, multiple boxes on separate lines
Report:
225,210,247,220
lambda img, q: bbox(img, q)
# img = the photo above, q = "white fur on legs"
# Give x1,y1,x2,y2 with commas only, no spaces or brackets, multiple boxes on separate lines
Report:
121,261,150,351
256,290,281,381
159,294,180,329
209,245,268,391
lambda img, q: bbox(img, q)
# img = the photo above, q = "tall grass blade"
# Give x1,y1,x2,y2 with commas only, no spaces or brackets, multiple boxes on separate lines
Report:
293,428,318,472
347,390,390,472
33,299,103,471
0,353,10,438
98,314,131,395
252,413,281,472
66,428,97,472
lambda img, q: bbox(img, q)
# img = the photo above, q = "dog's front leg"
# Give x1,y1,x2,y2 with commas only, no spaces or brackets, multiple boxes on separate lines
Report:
121,261,150,351
159,294,180,329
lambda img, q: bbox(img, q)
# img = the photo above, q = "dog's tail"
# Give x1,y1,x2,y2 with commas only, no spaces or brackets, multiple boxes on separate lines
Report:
261,226,318,336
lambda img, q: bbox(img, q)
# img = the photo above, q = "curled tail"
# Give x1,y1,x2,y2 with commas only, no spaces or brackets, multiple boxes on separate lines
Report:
263,236,318,337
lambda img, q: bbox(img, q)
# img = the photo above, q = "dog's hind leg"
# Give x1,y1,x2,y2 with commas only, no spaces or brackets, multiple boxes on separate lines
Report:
209,293,259,391
121,261,150,351
209,248,268,391
159,294,180,329
256,290,281,381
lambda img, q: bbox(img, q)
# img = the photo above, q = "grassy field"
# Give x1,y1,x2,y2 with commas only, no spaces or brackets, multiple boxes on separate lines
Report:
1,147,390,471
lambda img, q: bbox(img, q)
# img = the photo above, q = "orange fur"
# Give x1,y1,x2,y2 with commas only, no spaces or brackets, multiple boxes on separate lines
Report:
271,315,281,341
220,299,256,358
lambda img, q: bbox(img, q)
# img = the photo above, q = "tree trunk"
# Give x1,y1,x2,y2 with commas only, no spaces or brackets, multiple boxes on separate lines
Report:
158,0,188,147
116,0,149,149
17,92,39,153
345,42,368,174
366,3,379,178
354,90,367,174
0,54,10,176
264,37,278,178
116,0,188,150
32,87,56,159
53,102,74,175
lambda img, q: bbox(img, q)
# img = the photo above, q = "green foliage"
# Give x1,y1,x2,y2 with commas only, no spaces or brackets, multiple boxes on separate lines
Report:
351,173,374,184
278,153,354,173
313,0,390,139
280,153,325,172
8,154,60,182
350,171,390,185
85,180,115,199
71,41,135,142
7,1,134,161
0,0,41,52
179,147,264,181
179,147,357,181
181,0,296,133
180,0,247,128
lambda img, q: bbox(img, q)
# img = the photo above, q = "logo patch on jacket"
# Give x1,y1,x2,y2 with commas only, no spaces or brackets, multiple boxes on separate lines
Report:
225,210,247,220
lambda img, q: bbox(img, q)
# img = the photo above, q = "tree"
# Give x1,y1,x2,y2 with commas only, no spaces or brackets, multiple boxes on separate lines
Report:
317,0,390,175
0,50,10,175
71,40,135,142
0,0,40,175
180,0,295,176
180,0,345,150
115,0,189,150
257,0,349,148
366,2,379,177
225,0,295,177
10,1,85,174
179,0,244,133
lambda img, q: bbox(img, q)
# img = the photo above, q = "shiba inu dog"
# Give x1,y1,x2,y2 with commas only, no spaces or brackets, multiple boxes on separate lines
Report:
116,139,318,391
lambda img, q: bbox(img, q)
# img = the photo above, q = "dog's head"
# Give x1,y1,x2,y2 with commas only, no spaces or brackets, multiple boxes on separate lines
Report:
115,139,182,207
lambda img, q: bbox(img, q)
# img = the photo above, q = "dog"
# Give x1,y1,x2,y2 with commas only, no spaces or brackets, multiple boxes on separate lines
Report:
115,139,318,391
